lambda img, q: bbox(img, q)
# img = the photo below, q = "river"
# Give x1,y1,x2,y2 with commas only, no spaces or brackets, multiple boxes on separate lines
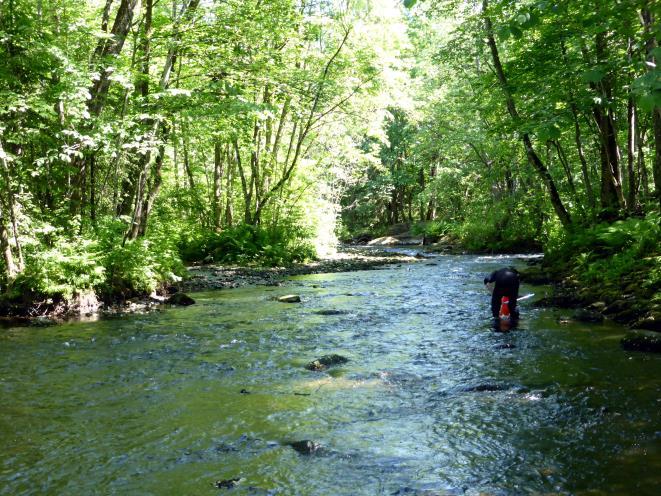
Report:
1,254,660,495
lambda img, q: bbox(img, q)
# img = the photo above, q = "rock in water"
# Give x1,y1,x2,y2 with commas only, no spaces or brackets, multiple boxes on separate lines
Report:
167,293,196,306
213,478,243,489
572,309,604,323
621,330,661,353
633,316,661,332
278,294,301,303
305,354,349,371
288,440,322,455
314,309,346,315
463,384,510,392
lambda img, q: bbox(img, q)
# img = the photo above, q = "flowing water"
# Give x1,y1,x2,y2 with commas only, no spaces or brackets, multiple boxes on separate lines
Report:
1,254,660,495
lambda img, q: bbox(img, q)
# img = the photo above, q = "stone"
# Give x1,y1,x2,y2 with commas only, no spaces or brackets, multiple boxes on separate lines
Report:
632,317,661,332
167,293,196,306
213,478,243,489
277,294,301,303
288,440,322,455
587,301,607,312
314,309,346,315
572,309,604,323
621,330,661,353
30,316,58,327
463,384,510,392
367,236,400,246
305,354,349,371
604,299,629,315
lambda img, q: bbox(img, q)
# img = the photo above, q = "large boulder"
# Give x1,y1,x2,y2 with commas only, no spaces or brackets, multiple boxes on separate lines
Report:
621,330,661,353
367,236,400,246
167,293,196,306
632,315,661,332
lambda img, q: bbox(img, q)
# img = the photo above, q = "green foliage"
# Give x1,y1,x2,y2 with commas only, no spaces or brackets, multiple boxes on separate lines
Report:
179,223,317,267
411,220,451,238
8,239,105,301
546,214,661,291
101,238,185,298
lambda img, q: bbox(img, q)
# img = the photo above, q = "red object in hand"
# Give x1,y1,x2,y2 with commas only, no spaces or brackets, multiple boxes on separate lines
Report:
499,296,510,320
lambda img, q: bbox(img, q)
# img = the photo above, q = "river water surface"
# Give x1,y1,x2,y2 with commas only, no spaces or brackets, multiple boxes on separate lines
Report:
1,254,660,495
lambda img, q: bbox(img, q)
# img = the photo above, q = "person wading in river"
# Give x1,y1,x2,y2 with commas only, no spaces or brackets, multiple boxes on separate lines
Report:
484,267,520,322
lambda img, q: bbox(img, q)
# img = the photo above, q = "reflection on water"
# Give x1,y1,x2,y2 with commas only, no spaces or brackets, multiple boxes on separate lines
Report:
1,254,660,495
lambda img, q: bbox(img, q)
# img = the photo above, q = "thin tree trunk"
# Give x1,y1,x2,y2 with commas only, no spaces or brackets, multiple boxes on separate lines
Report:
627,97,638,210
233,139,252,224
0,142,18,279
592,29,625,212
225,144,234,227
71,0,139,220
483,0,571,227
570,102,596,210
213,141,224,229
552,140,579,206
641,6,661,211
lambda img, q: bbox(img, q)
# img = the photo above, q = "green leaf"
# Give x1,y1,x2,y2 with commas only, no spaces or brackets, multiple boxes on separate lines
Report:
498,27,511,40
403,0,417,8
581,69,604,83
638,93,661,112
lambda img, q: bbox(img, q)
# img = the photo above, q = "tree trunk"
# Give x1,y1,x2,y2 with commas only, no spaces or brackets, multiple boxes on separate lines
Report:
70,0,139,220
225,143,234,227
570,102,596,210
213,141,224,229
592,30,624,213
642,6,661,211
626,97,638,210
0,143,18,280
483,0,571,227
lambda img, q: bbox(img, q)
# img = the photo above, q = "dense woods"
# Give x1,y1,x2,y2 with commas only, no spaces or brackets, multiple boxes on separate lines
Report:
0,0,659,312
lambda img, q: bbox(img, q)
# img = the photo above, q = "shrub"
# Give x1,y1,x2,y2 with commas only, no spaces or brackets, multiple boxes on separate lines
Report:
7,238,105,302
179,222,317,266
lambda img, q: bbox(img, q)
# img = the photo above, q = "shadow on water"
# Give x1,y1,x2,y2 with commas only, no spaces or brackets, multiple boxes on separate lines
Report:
1,254,660,495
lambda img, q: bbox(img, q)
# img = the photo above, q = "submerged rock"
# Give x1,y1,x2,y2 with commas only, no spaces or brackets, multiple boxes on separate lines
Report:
288,440,322,455
278,294,301,303
572,309,604,323
314,309,347,316
495,343,516,350
213,477,244,489
305,354,349,371
462,383,510,392
167,293,196,306
632,316,661,332
621,330,661,353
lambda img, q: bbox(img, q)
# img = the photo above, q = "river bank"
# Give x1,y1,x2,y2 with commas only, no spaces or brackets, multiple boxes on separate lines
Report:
519,258,660,335
0,246,421,324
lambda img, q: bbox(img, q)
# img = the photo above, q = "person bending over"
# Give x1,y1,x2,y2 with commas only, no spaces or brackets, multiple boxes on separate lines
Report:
484,267,520,319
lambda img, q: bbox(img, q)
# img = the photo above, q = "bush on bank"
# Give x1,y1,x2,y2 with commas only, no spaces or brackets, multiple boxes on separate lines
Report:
0,219,316,314
545,213,661,305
